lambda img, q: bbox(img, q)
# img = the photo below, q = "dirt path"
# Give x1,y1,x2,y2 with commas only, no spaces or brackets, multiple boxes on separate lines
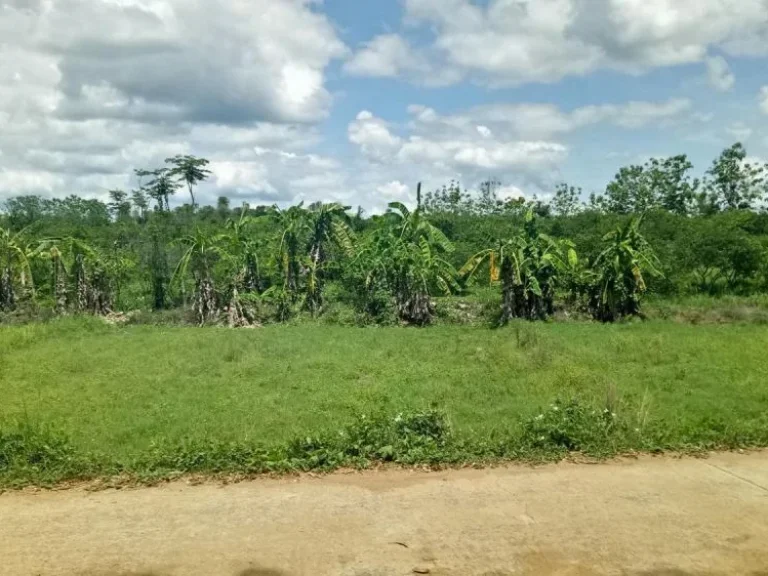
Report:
2,453,768,576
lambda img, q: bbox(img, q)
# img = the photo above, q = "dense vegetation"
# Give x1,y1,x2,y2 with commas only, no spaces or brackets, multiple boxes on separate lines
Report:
2,142,768,327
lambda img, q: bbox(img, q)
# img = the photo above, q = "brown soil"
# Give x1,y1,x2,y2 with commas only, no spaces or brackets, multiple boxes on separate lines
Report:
2,453,768,576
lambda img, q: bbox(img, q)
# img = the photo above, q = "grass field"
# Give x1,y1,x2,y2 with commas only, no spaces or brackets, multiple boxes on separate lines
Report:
2,317,768,485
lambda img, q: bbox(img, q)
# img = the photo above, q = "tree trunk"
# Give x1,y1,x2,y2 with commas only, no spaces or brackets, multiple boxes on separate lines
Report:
53,256,67,315
0,267,15,312
74,254,88,313
187,181,196,210
194,277,218,326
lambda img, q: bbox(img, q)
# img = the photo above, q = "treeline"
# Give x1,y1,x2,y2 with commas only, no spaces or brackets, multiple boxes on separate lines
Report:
1,142,768,326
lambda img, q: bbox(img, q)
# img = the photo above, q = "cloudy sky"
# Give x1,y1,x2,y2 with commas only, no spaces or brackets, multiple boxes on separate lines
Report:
1,0,767,211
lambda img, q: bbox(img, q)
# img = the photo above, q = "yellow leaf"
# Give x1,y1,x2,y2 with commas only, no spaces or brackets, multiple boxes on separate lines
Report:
490,252,500,283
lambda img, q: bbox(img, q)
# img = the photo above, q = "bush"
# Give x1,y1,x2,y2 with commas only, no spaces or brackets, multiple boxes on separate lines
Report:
0,421,99,486
520,399,628,457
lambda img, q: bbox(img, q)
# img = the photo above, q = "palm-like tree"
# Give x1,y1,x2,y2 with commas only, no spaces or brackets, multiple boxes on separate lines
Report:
357,204,457,325
0,227,35,311
166,155,212,210
225,204,262,293
271,204,310,294
173,228,227,325
304,202,355,313
36,237,111,315
589,215,662,322
461,211,577,322
386,201,453,251
138,168,178,212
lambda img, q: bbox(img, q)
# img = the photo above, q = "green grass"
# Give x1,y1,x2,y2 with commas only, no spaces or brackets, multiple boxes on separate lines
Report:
2,317,768,486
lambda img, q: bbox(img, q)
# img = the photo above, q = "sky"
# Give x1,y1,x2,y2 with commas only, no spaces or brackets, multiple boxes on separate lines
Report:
1,0,767,212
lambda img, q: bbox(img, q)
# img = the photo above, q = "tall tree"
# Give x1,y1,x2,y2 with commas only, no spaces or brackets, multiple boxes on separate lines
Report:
107,189,131,221
646,155,698,215
550,183,583,217
166,155,212,210
131,189,149,221
705,143,767,211
143,168,179,212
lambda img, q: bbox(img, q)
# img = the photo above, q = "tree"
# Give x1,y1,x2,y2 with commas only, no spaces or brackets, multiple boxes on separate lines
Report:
216,196,231,220
422,180,473,215
603,165,654,214
705,143,767,211
646,155,698,215
550,183,583,217
138,168,178,212
0,227,35,312
588,215,662,322
271,204,310,294
173,228,226,325
593,155,698,216
357,202,457,325
305,202,354,313
107,189,132,221
131,189,149,221
37,237,112,315
461,211,577,322
166,155,212,210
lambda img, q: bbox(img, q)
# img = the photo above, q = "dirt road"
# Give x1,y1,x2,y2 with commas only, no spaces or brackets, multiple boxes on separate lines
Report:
2,453,768,576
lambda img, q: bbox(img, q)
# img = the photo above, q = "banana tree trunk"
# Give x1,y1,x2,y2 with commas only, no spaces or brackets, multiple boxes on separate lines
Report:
0,267,15,312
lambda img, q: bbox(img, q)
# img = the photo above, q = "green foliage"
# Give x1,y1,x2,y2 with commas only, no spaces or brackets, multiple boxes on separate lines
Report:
587,215,662,322
520,399,625,457
0,420,100,487
704,143,767,211
461,210,577,322
3,143,768,327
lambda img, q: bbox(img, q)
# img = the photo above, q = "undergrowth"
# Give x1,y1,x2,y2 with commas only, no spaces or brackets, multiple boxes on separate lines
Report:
3,399,767,489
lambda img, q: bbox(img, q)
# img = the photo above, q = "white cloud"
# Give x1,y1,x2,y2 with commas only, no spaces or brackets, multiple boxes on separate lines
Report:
726,122,753,141
377,181,411,200
706,56,735,91
344,35,415,77
360,0,768,86
0,0,348,205
344,34,462,86
345,97,693,209
405,98,691,140
348,111,403,162
760,86,768,115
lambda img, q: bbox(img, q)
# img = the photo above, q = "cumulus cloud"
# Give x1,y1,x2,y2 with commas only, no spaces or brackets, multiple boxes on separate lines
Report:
346,97,691,205
346,0,768,86
706,56,735,92
0,0,348,205
343,34,462,86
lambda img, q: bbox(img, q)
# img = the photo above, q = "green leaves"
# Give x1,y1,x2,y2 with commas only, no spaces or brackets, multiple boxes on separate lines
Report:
590,216,662,321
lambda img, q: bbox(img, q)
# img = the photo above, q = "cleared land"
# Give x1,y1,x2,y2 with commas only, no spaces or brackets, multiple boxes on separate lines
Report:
2,453,768,576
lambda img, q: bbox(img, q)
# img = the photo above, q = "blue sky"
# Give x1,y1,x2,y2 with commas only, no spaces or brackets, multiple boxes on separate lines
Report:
1,0,767,210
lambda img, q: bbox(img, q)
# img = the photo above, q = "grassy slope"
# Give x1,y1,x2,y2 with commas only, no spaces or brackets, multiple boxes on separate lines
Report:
2,318,767,459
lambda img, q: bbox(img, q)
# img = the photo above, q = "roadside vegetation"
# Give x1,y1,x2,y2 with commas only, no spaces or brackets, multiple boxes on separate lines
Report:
2,142,768,487
2,319,768,487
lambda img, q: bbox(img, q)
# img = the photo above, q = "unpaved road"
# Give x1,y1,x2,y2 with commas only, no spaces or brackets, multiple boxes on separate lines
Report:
2,454,768,576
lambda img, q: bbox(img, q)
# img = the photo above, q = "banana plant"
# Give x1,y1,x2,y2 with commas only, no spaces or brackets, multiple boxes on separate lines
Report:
461,211,577,323
173,228,228,325
589,215,662,321
0,227,35,312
